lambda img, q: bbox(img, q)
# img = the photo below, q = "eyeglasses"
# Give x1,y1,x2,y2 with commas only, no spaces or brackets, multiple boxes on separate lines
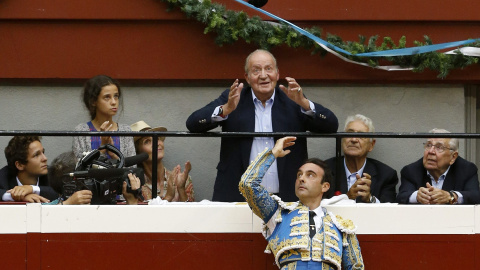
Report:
423,142,451,153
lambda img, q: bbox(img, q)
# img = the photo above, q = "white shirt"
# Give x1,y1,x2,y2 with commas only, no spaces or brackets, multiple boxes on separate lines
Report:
310,205,325,232
1,177,40,201
344,158,367,191
408,166,464,204
344,158,381,203
249,90,278,193
265,202,324,238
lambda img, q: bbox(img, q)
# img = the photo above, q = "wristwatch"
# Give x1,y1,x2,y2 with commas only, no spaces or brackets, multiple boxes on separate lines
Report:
218,106,225,118
449,190,457,204
369,195,376,203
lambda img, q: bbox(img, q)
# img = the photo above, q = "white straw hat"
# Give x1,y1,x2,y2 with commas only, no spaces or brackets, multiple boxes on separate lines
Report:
130,120,167,142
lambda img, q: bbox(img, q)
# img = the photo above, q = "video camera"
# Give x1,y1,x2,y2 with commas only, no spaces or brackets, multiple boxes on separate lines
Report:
63,144,148,204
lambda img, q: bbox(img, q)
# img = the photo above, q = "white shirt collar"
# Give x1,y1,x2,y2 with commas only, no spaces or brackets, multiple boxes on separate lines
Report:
16,176,39,186
427,166,451,183
344,158,367,178
310,205,325,218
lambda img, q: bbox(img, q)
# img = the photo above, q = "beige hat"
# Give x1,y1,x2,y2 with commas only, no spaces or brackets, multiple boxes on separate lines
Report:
130,120,168,142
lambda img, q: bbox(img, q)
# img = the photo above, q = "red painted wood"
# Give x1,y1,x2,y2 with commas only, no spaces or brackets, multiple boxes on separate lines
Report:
0,0,175,20
3,233,473,269
358,235,476,269
26,233,41,270
1,20,479,82
0,0,479,81
0,234,26,270
1,0,479,21
38,233,264,270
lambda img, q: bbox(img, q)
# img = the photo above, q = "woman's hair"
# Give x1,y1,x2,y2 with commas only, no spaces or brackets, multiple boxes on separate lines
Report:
134,138,143,155
134,137,146,169
82,75,122,120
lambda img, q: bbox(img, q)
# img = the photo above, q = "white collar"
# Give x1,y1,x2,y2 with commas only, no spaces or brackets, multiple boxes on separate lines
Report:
16,176,39,186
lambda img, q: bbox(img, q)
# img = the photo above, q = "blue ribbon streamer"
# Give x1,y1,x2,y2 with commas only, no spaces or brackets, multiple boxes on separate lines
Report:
234,0,478,57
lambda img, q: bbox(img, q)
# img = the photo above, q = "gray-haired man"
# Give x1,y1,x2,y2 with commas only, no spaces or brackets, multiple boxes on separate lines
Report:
397,128,480,204
326,114,398,203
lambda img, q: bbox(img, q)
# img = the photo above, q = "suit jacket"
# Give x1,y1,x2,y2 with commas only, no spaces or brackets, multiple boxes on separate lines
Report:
325,157,398,203
0,166,58,201
186,86,338,202
396,157,480,204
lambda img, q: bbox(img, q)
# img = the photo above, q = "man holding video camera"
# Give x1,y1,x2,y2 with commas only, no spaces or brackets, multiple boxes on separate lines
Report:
46,151,142,205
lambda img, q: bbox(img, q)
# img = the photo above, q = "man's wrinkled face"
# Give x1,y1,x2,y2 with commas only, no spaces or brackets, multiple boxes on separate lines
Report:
342,120,375,159
244,51,279,101
423,138,457,175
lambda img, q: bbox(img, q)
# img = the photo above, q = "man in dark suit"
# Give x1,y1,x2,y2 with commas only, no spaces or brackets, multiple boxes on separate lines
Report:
325,114,398,203
186,49,338,202
0,136,57,202
397,129,480,204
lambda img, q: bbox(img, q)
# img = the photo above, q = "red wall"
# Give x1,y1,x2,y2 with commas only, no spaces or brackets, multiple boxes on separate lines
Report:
1,233,478,270
0,0,479,82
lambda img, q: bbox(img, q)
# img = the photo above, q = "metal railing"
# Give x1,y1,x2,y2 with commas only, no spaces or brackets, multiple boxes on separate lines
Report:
1,130,477,197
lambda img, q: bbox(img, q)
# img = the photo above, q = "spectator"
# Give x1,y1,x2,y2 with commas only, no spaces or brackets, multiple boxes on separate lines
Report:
45,151,92,205
131,121,194,202
186,49,338,202
46,151,141,205
73,75,135,162
397,128,480,204
0,136,57,202
325,114,398,203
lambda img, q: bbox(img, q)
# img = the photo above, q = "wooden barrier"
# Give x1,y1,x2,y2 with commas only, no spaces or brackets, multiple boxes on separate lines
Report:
0,203,479,269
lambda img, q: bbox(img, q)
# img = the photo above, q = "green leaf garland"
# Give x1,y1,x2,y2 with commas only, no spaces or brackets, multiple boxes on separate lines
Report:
158,0,480,78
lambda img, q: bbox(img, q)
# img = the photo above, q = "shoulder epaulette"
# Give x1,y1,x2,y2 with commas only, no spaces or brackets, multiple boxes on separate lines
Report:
327,212,357,234
271,195,298,211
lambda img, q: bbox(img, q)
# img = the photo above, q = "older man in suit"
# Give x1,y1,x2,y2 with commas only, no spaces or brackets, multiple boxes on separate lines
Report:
325,114,398,203
186,49,338,202
397,128,480,204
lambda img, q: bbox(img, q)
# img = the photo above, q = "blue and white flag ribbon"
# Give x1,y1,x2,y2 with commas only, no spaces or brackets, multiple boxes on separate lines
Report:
234,0,479,71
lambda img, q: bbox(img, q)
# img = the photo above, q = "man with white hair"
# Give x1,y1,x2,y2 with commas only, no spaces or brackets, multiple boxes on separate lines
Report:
397,128,480,204
187,49,338,202
325,114,398,203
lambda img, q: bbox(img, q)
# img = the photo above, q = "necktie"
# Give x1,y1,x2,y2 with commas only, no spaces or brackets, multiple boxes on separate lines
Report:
309,211,316,238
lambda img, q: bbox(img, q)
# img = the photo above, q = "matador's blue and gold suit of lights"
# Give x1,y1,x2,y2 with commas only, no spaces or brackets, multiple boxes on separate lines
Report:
239,149,364,270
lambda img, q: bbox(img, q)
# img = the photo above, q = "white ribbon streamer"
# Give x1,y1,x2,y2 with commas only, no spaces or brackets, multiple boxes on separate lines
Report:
315,41,415,71
444,47,480,57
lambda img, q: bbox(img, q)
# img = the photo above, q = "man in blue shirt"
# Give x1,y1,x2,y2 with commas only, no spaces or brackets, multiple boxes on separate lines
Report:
186,49,338,202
